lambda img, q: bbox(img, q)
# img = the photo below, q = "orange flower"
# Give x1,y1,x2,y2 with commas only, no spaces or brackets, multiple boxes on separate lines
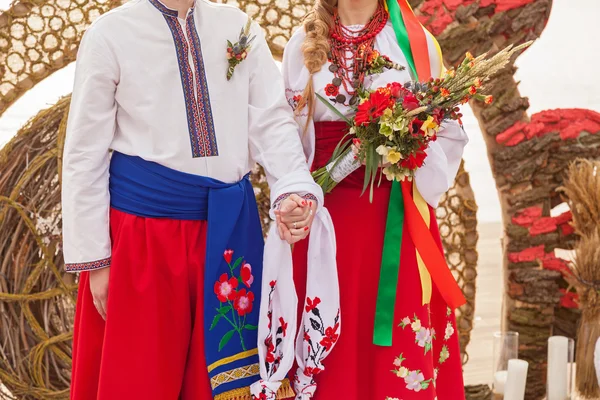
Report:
460,96,469,105
446,69,456,78
469,86,477,95
484,95,494,105
440,88,450,97
367,50,380,64
469,61,475,68
474,78,482,88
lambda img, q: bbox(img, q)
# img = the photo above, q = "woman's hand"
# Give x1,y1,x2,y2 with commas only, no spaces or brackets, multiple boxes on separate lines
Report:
89,267,110,320
274,194,317,244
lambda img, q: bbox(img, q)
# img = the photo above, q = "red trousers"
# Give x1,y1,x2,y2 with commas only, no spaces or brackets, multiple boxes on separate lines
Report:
70,209,213,399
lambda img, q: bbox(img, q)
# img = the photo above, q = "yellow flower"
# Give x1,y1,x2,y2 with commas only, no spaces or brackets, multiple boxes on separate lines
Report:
411,319,421,331
421,116,439,137
474,77,482,88
398,367,409,378
376,145,389,156
445,69,456,78
485,95,494,105
465,51,474,61
382,167,396,181
386,149,401,164
379,123,393,138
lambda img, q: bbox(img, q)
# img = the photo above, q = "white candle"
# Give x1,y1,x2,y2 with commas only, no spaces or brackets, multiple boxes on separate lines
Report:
504,359,528,400
493,370,508,394
547,336,569,400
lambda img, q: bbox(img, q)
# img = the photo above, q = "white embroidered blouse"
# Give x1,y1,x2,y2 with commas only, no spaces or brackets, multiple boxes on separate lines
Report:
62,0,316,271
282,23,469,207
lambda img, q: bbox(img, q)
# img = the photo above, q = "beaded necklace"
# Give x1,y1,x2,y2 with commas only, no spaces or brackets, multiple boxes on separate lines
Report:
327,5,389,105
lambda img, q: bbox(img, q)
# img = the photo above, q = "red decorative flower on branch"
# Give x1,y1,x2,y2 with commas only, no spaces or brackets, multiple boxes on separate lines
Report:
234,289,255,316
241,262,254,287
319,323,340,351
223,249,234,264
214,273,238,302
305,297,321,313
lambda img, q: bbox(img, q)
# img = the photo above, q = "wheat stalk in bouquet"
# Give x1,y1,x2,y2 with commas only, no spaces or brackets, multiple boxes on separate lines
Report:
313,41,532,201
560,159,600,398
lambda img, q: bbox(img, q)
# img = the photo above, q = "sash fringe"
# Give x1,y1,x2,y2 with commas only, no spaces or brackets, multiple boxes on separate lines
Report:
214,379,294,400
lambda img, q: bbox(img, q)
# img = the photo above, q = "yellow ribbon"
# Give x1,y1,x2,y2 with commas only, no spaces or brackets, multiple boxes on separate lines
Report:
413,181,433,305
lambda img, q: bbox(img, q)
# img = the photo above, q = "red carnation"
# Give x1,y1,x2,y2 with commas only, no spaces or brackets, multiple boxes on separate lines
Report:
387,82,405,98
214,273,238,302
234,289,255,316
324,83,339,97
305,297,321,313
400,146,428,170
223,249,234,264
354,91,391,126
402,93,420,111
240,262,254,288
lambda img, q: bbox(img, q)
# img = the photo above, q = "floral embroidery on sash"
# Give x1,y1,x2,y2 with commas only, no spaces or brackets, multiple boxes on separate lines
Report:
294,297,340,389
211,250,257,351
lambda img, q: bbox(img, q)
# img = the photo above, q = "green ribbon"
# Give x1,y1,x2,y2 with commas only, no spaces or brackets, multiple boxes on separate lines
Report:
386,0,417,79
371,0,416,348
373,180,405,346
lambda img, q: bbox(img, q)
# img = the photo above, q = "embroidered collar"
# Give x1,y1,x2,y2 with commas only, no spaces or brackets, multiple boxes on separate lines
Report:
148,0,195,18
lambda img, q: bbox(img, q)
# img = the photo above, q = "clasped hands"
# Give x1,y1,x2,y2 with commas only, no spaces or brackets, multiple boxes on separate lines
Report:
275,194,317,244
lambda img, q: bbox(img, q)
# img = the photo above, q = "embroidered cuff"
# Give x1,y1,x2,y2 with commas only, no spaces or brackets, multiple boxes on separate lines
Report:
272,193,319,210
65,257,111,273
272,192,292,210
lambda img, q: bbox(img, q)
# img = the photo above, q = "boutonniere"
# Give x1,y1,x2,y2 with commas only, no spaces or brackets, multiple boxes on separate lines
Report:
226,18,256,81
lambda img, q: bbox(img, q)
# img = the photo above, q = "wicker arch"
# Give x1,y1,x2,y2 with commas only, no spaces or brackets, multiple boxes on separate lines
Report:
0,0,486,397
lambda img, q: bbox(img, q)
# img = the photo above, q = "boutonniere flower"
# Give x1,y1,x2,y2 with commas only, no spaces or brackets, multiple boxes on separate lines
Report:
226,18,256,81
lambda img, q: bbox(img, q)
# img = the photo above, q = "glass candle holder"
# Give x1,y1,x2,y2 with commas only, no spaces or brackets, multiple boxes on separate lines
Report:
547,336,574,400
492,331,519,399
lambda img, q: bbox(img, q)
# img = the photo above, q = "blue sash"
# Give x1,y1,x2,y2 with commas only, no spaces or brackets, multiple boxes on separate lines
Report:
109,152,264,399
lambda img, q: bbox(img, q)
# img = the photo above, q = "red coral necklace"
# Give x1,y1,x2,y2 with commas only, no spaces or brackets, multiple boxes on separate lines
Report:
327,5,389,105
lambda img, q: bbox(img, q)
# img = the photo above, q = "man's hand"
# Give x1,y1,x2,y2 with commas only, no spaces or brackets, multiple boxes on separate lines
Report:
89,267,110,320
274,194,317,244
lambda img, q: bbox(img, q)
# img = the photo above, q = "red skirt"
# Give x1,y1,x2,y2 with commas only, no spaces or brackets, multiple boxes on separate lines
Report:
70,209,213,399
291,122,465,399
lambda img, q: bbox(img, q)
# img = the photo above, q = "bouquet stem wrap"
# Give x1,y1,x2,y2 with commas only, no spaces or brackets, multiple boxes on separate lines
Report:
325,150,361,184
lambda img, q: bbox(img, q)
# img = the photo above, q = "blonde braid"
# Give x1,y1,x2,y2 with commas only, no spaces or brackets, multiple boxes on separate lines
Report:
296,0,337,131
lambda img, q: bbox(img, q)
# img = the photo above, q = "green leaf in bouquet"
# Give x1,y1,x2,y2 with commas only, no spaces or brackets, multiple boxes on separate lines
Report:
368,144,379,202
316,93,351,124
361,144,372,197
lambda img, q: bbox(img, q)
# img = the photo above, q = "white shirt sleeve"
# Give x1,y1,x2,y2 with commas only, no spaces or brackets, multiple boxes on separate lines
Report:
246,23,317,204
414,120,468,208
62,26,119,272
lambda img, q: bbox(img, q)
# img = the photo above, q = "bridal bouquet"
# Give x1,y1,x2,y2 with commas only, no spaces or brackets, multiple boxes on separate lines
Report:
313,42,531,201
